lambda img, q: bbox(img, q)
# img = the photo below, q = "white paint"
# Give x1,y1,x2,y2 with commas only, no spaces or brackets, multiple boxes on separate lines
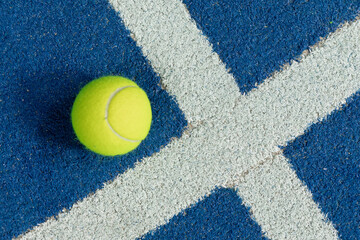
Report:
19,0,360,239
112,0,240,123
233,153,338,240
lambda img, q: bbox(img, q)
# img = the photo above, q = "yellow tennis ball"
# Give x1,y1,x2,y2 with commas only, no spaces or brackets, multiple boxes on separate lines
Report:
71,76,152,156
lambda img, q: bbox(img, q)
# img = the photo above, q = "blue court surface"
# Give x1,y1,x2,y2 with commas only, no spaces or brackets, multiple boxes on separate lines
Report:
1,0,359,239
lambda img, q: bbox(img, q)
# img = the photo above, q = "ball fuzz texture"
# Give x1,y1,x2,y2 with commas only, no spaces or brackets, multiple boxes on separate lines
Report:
71,76,152,156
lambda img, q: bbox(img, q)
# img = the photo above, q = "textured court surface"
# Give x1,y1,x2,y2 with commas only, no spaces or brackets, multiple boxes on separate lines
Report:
1,0,359,239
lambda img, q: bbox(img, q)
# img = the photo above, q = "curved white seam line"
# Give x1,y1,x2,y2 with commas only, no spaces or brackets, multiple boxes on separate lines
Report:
105,85,141,143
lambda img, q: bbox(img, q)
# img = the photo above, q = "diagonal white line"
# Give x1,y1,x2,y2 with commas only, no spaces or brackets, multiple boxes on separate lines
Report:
111,0,240,123
232,153,339,240
20,0,360,239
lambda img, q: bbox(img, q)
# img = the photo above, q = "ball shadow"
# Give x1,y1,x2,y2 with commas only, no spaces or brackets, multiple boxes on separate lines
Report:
37,94,82,150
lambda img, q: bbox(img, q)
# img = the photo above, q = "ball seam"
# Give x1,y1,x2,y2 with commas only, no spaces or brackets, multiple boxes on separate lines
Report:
105,86,142,143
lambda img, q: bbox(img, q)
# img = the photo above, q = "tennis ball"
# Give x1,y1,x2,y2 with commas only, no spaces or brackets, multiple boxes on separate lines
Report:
71,76,152,156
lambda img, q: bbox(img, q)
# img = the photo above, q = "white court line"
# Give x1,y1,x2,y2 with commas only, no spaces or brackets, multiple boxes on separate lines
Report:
233,153,339,240
20,0,360,239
